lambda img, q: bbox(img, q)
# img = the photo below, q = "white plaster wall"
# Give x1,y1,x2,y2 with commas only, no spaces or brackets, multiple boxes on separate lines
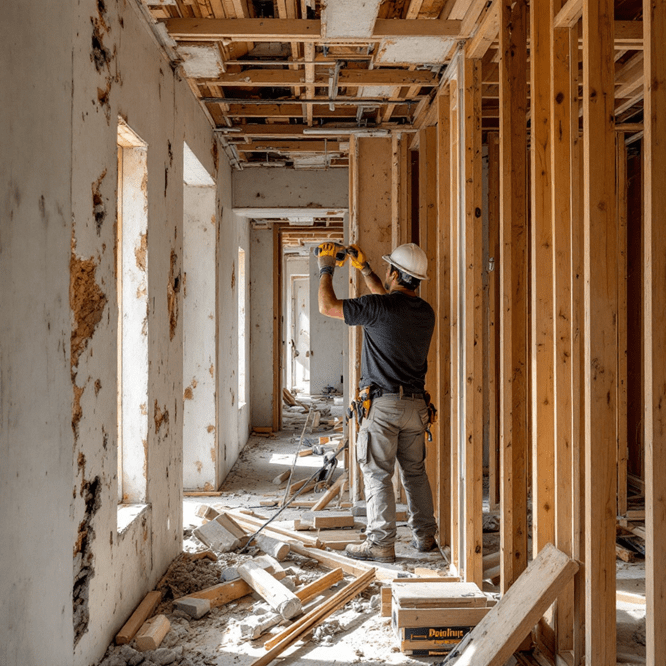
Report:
233,167,349,209
249,228,275,427
309,254,347,395
0,2,76,664
2,0,230,663
216,164,252,485
183,185,218,490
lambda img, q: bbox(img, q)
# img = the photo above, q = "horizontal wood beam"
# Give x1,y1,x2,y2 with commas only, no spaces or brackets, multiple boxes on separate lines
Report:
224,104,413,118
197,68,437,87
234,140,345,152
164,18,461,42
201,95,426,105
218,123,413,137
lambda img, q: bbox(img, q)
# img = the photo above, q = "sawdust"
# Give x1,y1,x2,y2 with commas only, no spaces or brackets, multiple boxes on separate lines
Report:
70,253,108,368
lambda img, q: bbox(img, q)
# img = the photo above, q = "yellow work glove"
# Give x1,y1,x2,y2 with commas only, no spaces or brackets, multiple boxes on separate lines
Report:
347,244,372,276
315,242,337,277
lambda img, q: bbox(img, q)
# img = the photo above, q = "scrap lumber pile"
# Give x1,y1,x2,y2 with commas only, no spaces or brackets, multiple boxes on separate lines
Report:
100,503,386,666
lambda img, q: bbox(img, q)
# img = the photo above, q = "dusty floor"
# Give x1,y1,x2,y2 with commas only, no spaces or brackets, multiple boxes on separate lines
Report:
99,396,647,666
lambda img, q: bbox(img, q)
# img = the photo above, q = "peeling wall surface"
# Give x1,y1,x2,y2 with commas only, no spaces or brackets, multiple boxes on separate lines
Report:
0,0,242,663
183,184,217,490
308,253,347,395
249,229,275,427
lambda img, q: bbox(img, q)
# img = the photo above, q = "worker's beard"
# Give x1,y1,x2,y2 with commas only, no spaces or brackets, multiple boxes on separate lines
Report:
384,281,391,291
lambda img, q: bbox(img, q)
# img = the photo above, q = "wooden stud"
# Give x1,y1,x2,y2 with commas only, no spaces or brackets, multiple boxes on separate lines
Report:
347,136,394,503
550,1,575,653
419,124,440,529
582,0,617,661
530,0,556,561
643,0,666,659
436,93,453,546
486,131,500,510
499,0,529,593
463,56,484,587
616,134,629,520
448,76,461,574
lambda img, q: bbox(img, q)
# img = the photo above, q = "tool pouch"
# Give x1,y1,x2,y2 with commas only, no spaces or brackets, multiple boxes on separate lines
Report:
424,391,437,442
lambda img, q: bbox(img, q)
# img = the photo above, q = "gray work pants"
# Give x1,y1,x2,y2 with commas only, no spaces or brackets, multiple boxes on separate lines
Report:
356,394,437,547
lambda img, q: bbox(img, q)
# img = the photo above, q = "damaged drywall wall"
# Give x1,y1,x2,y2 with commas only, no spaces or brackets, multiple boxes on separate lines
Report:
183,182,217,490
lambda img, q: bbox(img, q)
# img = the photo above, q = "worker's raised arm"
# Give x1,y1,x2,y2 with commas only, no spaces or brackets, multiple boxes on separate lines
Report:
316,243,344,319
348,244,386,295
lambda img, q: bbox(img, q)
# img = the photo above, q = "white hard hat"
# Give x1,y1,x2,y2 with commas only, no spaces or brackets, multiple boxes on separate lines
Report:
382,243,429,281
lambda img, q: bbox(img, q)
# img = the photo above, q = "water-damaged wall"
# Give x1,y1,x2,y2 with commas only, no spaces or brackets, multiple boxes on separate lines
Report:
0,0,247,664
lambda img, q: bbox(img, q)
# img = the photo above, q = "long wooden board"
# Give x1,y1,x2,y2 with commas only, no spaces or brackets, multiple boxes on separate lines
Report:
445,543,579,666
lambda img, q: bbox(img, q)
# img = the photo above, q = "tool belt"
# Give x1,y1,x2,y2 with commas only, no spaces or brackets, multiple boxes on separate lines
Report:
346,385,438,432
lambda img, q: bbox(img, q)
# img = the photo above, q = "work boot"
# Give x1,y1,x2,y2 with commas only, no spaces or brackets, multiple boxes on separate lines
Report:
345,540,395,563
411,535,438,552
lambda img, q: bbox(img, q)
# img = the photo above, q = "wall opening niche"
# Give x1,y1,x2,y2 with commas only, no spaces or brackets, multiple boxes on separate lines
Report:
116,119,149,518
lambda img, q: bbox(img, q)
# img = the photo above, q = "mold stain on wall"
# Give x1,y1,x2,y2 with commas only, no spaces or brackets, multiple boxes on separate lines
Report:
168,249,180,340
73,475,102,646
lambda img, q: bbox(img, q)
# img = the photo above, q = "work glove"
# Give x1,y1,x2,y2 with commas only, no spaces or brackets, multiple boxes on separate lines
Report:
347,244,372,276
315,242,338,277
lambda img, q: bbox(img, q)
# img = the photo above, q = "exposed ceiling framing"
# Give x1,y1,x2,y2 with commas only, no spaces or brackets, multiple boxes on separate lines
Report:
142,0,645,168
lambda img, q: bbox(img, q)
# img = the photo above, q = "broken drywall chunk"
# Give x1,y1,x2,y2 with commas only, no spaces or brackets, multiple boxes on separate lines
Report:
173,596,211,619
193,519,241,552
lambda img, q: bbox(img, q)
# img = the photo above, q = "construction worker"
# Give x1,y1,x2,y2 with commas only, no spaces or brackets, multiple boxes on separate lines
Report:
316,241,438,563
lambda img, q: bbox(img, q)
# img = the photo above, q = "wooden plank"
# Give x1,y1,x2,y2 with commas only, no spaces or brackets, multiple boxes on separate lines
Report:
394,605,490,627
227,510,322,547
186,578,253,605
381,586,392,617
115,590,162,644
498,0,529,593
446,543,579,666
393,581,486,608
550,2,575,655
202,68,438,87
486,131,500,510
436,94,452,545
254,570,375,666
463,56,484,588
237,560,302,619
582,0,618,661
309,510,355,528
530,0,556,560
164,17,461,40
135,615,171,652
311,474,346,510
287,541,400,581
643,0,666,659
616,134,629,520
448,77,461,573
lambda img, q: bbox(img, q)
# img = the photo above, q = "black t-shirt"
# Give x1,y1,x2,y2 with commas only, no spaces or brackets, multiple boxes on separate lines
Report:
342,291,435,392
